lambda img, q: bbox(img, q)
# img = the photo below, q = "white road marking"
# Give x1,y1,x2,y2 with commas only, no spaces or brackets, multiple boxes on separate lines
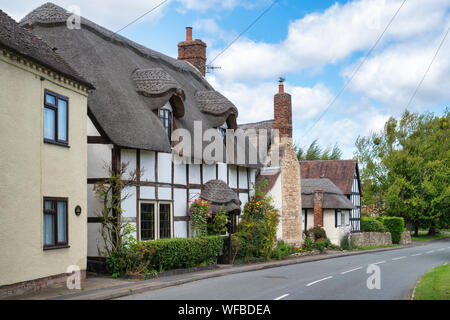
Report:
411,253,422,257
372,261,386,265
274,294,289,300
426,250,435,254
437,248,445,251
341,267,362,274
306,276,333,287
392,256,406,261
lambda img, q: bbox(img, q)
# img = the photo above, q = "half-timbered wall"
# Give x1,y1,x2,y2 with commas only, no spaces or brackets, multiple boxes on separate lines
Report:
86,126,257,256
349,169,361,233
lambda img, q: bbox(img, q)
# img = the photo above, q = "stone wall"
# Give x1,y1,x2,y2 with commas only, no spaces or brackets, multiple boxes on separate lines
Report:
399,231,412,245
280,139,302,245
351,232,392,247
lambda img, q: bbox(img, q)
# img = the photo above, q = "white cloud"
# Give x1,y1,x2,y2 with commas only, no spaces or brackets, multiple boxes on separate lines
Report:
210,0,450,82
207,75,334,124
344,22,450,109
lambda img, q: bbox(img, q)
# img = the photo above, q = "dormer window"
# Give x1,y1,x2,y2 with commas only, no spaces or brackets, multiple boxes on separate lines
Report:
159,102,173,139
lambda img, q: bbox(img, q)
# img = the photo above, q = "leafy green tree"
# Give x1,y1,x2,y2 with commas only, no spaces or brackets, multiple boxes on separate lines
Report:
354,109,449,235
294,139,342,161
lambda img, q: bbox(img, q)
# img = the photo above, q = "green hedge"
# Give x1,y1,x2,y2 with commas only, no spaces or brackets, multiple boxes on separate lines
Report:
382,217,405,244
141,236,223,271
361,217,387,232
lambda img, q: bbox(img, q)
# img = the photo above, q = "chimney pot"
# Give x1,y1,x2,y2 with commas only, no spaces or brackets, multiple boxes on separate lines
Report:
186,27,192,41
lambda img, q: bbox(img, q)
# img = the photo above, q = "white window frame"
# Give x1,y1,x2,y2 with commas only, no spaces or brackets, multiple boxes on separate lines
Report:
139,200,173,241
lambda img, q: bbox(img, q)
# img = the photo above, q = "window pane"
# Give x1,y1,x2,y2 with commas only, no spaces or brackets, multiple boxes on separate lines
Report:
45,94,56,105
44,213,54,245
44,107,55,140
141,203,155,241
159,204,171,239
58,99,67,141
44,200,54,211
57,201,67,243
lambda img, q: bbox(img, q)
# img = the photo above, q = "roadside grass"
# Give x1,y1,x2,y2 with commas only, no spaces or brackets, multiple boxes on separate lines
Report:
355,244,399,250
411,232,450,242
414,264,450,300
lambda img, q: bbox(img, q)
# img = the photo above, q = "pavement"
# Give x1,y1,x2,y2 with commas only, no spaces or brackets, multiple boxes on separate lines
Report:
4,239,449,300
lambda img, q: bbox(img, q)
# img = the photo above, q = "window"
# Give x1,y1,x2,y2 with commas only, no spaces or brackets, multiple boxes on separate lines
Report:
217,122,228,141
302,209,307,233
341,211,346,226
140,201,172,241
44,90,69,146
159,108,172,139
43,197,68,249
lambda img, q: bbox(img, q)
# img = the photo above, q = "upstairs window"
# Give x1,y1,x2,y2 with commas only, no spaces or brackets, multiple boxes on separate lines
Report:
44,90,68,146
217,122,228,140
159,103,173,140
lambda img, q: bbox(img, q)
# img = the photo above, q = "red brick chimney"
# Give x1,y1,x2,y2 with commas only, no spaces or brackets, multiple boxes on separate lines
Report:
313,190,323,227
274,80,292,139
178,27,207,76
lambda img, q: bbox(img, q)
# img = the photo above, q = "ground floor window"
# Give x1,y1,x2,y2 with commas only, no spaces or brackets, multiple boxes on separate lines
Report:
140,201,173,241
43,197,68,248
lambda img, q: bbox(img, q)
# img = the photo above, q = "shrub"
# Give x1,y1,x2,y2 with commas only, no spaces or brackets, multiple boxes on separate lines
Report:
314,238,327,252
207,206,229,236
306,226,327,240
382,217,405,244
340,234,353,250
302,236,315,251
361,217,387,232
271,241,293,260
190,199,212,237
233,185,279,261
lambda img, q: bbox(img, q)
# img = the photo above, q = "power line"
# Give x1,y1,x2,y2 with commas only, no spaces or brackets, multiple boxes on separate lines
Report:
299,0,408,141
405,23,450,109
208,0,279,65
112,0,170,37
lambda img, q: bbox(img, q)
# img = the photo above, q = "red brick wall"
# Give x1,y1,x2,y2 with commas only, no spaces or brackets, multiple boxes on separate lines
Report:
313,190,323,227
274,85,292,138
178,39,207,76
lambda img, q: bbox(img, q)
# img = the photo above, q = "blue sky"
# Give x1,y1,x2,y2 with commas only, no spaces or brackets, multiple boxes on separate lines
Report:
4,0,450,158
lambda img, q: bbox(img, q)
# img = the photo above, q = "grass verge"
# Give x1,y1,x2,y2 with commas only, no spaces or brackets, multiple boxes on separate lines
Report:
411,233,450,242
414,264,450,300
355,244,399,250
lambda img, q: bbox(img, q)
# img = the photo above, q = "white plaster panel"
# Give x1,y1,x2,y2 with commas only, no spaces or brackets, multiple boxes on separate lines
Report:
189,164,201,184
140,186,155,200
174,189,187,217
121,149,136,173
238,167,248,189
158,153,172,183
203,164,216,183
189,189,201,203
239,193,249,211
217,163,227,182
87,184,103,217
140,150,155,182
87,144,112,178
174,221,187,238
87,117,101,136
121,187,137,218
229,165,237,188
88,223,104,257
158,187,172,200
174,163,186,185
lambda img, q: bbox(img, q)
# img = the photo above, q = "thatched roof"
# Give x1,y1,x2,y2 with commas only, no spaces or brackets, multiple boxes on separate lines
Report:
301,178,354,210
0,9,92,88
300,160,360,195
21,3,254,162
200,180,241,215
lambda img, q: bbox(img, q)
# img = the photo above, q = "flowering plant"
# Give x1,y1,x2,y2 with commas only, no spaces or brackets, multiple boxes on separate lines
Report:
189,198,212,237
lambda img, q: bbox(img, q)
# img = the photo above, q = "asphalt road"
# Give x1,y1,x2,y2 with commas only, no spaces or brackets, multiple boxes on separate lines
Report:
120,239,450,300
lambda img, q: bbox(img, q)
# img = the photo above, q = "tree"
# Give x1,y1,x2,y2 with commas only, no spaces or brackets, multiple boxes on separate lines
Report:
294,139,342,161
354,109,449,235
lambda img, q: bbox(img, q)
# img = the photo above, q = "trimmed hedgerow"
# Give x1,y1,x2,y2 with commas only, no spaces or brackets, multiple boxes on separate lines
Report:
361,217,387,232
382,217,405,244
140,236,224,272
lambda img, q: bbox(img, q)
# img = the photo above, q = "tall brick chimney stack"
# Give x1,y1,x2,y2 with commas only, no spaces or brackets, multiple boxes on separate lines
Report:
313,190,323,227
273,79,292,139
178,27,207,76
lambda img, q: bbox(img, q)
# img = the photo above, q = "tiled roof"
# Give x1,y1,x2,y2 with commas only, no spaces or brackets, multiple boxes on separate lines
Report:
0,9,92,88
300,160,358,195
